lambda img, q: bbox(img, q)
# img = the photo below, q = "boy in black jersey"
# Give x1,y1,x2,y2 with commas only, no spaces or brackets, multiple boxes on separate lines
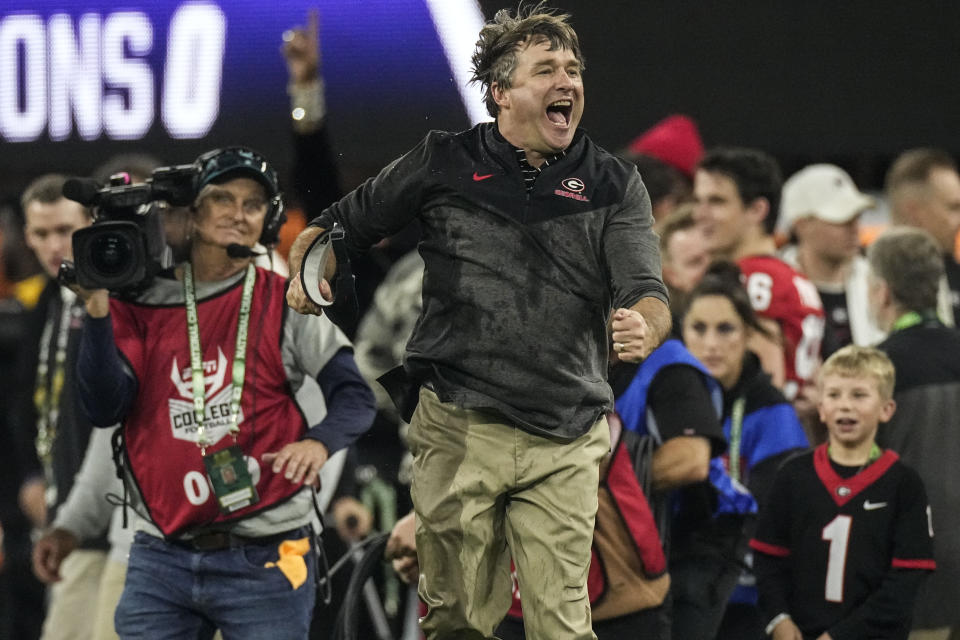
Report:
751,345,935,640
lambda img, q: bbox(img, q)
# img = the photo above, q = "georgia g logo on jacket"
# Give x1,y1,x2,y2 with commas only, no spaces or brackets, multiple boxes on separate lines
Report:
555,176,590,202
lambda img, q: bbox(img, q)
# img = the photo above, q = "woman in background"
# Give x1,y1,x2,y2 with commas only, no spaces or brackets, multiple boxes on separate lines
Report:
681,262,809,640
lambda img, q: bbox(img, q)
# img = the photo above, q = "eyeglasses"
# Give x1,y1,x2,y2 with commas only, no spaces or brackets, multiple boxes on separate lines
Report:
203,188,268,215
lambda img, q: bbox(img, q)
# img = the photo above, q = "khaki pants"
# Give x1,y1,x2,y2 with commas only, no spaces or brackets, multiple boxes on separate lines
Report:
92,557,126,640
910,629,960,640
409,388,609,640
41,549,108,640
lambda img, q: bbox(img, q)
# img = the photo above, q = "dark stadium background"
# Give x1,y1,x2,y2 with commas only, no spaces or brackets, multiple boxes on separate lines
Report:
1,0,958,198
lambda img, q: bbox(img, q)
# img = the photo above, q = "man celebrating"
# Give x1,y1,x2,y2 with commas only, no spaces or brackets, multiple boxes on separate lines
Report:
287,6,670,639
74,147,375,639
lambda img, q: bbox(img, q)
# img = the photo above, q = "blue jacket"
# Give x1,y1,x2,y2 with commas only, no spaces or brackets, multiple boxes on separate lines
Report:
614,339,755,518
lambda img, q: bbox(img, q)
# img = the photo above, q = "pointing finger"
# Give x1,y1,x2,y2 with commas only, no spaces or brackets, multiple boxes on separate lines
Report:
308,8,320,42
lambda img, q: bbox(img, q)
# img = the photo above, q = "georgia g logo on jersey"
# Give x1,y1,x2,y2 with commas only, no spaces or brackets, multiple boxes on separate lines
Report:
167,347,244,444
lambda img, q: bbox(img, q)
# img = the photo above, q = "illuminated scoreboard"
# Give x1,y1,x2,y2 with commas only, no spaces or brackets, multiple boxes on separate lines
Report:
0,0,489,180
0,5,226,142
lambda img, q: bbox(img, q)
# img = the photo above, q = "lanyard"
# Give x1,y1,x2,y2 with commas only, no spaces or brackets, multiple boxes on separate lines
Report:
183,263,256,454
891,309,938,333
34,290,76,470
828,443,882,469
728,396,746,484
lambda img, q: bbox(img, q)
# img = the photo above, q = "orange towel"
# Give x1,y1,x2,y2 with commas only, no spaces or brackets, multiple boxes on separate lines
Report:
264,537,311,590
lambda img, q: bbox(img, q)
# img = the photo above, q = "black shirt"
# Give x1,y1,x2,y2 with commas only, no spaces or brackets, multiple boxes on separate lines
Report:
611,361,727,531
818,287,852,358
752,446,934,640
610,362,726,456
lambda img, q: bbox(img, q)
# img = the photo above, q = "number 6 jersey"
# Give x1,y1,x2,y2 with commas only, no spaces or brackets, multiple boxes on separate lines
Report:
738,255,825,400
750,445,935,639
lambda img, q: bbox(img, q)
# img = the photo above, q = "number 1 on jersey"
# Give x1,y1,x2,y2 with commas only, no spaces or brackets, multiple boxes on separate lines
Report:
822,514,852,602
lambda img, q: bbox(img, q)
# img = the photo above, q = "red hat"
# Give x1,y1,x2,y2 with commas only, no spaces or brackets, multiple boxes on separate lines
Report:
627,114,704,178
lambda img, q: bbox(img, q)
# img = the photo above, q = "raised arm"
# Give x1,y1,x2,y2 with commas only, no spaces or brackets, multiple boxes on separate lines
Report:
287,132,437,315
283,9,344,219
606,170,670,362
76,290,136,426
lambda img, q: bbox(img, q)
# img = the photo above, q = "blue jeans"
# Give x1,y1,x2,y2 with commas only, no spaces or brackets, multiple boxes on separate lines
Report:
115,529,316,639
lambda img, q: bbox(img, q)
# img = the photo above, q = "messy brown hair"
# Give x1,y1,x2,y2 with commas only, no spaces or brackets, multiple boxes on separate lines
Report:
470,3,584,118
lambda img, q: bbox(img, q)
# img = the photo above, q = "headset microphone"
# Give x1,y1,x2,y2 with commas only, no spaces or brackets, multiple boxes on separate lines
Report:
225,243,265,259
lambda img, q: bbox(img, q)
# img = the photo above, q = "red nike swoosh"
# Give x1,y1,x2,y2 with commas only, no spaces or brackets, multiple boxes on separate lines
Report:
473,172,494,181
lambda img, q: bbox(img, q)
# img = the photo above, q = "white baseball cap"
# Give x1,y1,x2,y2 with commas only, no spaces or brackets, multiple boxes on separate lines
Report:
780,164,874,228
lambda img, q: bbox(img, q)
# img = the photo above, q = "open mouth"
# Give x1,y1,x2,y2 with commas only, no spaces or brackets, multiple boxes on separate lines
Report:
546,99,572,127
835,417,858,429
702,358,724,372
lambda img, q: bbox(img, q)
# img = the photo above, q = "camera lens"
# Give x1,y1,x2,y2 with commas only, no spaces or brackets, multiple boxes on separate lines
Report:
90,233,134,276
72,220,147,291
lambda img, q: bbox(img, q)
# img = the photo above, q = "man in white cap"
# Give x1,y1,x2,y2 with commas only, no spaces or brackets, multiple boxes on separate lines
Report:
778,164,886,355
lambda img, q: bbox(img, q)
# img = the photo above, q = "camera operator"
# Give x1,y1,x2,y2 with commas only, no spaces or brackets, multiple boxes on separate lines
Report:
14,174,108,640
73,147,376,639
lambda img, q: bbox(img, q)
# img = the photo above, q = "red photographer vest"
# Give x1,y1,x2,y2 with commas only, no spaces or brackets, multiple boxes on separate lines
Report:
110,269,306,537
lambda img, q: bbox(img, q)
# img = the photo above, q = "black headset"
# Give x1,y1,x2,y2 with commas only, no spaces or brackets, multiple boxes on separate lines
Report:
194,146,287,246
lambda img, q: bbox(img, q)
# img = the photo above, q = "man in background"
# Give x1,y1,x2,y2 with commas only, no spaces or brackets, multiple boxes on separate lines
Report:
16,174,105,640
694,147,825,410
623,114,704,221
778,163,886,356
868,227,960,640
885,148,960,325
656,204,710,324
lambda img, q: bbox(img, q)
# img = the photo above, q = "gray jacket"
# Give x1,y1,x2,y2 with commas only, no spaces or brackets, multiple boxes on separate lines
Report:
314,123,667,440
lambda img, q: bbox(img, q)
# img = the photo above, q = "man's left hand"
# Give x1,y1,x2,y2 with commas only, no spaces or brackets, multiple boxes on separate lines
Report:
32,528,77,583
385,511,419,584
262,439,329,486
64,284,109,318
611,307,651,363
